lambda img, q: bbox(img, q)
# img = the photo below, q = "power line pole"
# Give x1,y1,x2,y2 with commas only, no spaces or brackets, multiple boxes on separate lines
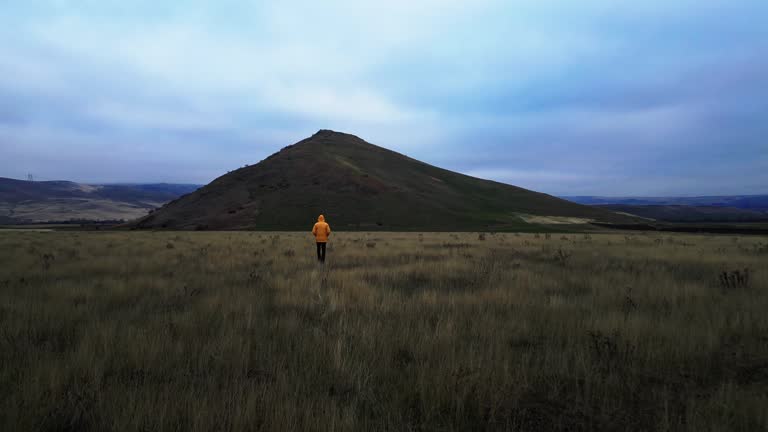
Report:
27,173,34,182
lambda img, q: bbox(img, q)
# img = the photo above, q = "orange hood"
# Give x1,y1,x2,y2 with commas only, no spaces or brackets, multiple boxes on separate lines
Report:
318,215,325,222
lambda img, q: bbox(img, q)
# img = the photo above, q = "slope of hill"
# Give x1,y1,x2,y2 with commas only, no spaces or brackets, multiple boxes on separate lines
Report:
0,178,200,223
134,130,637,231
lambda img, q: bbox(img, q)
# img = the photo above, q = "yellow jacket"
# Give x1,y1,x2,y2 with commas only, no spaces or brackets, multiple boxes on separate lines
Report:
312,215,331,242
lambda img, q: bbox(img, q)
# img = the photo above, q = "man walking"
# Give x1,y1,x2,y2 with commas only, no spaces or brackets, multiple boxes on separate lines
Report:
312,214,331,263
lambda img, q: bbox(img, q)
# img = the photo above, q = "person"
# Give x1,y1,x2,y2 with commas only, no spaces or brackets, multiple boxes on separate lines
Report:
311,214,331,263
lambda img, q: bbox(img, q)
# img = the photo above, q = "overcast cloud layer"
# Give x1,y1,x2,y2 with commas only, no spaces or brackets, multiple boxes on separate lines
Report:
1,0,766,195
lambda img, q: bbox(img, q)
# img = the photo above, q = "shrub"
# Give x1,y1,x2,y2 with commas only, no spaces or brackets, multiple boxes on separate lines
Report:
719,268,751,290
554,248,571,266
587,330,637,374
622,286,637,318
41,253,55,271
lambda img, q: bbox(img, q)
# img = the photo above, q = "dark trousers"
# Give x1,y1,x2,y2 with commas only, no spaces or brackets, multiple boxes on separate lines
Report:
316,242,326,262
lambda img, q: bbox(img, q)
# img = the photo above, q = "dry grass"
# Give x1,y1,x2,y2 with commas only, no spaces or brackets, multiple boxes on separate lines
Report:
1,230,767,431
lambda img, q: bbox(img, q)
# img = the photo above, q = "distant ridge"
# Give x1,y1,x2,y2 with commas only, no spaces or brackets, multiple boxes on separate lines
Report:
562,195,768,210
562,195,768,223
594,205,768,223
0,178,200,223
134,130,636,230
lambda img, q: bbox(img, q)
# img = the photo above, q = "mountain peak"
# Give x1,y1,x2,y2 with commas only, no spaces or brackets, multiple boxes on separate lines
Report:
311,129,342,138
309,129,362,140
296,130,372,151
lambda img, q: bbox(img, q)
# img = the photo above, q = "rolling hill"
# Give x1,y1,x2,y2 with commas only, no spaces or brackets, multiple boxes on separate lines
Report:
0,178,200,223
563,195,768,210
134,130,637,231
595,204,768,223
562,195,768,223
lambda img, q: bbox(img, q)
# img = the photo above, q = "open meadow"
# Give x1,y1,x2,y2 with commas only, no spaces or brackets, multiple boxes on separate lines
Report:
1,230,767,431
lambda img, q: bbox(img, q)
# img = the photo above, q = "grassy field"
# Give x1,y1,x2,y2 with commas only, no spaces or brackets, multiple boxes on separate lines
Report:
1,230,767,431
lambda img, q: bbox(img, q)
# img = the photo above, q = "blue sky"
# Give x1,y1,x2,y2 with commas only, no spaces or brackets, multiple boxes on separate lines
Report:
1,0,766,195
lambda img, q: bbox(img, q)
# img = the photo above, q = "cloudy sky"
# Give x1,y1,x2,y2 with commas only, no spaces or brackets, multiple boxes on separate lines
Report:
1,0,766,195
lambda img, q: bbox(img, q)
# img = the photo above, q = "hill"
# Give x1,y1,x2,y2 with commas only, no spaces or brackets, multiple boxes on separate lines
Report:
595,204,768,223
0,178,200,223
134,130,637,231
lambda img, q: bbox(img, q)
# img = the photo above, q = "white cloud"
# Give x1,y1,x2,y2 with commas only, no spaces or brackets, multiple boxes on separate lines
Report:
264,86,433,124
1,0,765,193
84,102,232,131
464,168,598,183
26,15,432,125
0,47,68,93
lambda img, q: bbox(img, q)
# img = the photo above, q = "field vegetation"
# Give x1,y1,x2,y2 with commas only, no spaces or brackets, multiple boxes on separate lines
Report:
1,230,767,431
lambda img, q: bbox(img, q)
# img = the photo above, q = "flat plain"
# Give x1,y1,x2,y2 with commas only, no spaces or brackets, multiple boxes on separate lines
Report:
1,230,766,431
